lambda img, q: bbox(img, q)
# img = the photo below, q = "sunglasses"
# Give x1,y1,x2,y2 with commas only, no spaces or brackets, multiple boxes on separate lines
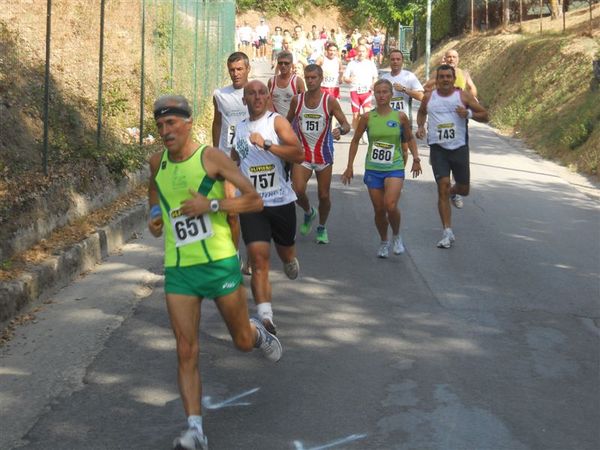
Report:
277,61,291,65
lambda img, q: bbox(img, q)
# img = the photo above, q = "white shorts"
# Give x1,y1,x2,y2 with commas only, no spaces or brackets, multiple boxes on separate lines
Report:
300,161,331,172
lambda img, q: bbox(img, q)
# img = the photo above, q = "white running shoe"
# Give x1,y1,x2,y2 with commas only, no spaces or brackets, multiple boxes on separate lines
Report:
173,428,208,450
437,229,455,249
251,317,282,362
392,236,405,255
283,257,299,280
451,194,464,209
377,241,390,258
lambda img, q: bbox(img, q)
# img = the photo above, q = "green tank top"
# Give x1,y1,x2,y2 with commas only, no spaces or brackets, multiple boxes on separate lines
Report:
365,110,405,171
154,145,235,267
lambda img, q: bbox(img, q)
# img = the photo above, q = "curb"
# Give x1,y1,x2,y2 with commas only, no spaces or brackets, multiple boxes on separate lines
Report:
0,201,148,326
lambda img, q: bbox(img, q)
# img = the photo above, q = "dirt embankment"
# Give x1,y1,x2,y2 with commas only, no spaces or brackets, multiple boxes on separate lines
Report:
412,6,599,177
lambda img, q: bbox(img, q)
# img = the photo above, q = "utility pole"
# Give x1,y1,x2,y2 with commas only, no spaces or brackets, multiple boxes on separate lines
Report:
425,0,432,79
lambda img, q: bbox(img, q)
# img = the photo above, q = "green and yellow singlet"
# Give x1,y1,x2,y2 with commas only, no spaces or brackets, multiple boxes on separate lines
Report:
365,110,405,171
154,145,235,267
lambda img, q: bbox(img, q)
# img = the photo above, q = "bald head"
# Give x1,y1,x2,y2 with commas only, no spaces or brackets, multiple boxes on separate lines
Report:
444,50,459,67
243,80,270,118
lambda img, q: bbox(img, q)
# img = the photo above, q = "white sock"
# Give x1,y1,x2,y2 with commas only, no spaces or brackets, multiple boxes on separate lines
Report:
257,302,273,319
187,415,203,433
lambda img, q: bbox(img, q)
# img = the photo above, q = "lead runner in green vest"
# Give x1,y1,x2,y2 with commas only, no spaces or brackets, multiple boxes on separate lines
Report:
342,79,422,259
147,95,282,450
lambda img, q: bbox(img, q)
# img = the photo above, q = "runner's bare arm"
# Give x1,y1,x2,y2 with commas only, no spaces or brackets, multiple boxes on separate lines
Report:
180,147,263,216
415,92,431,139
400,113,422,178
211,96,222,147
458,91,488,123
329,97,351,140
464,70,478,99
286,96,298,123
249,116,304,164
147,152,164,237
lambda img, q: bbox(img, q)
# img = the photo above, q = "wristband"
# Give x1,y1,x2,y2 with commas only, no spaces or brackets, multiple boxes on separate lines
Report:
467,109,473,119
150,204,162,219
337,126,348,136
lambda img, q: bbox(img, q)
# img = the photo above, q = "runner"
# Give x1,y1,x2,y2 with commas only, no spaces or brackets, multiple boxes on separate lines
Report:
268,51,306,118
416,64,488,248
255,18,270,62
148,94,282,450
341,79,422,258
270,26,284,69
316,42,343,100
238,21,252,55
286,64,351,244
371,28,385,66
424,49,479,209
380,49,424,162
212,51,251,272
233,80,304,335
342,44,379,132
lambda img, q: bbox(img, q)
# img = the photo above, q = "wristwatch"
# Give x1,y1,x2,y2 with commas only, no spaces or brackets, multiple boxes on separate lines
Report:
209,199,220,213
263,139,272,151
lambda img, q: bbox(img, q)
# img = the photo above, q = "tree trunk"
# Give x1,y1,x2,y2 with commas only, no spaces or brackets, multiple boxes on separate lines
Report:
550,0,562,19
502,0,510,26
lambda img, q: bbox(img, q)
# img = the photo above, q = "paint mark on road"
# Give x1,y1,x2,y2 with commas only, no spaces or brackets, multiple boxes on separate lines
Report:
202,387,260,410
293,433,368,450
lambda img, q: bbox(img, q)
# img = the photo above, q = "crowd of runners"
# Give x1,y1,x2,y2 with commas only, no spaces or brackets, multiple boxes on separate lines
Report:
147,26,488,447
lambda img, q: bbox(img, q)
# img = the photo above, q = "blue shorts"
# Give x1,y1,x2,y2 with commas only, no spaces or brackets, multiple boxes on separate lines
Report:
363,169,405,189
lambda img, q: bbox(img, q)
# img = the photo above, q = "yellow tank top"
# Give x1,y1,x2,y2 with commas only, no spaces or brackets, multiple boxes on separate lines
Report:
454,68,467,90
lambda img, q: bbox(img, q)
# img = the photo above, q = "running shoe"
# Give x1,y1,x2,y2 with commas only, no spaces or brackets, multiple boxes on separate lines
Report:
173,428,208,450
250,317,282,362
261,316,277,335
437,229,456,249
451,194,464,209
392,235,405,255
300,207,317,235
377,241,390,258
315,226,329,244
283,257,299,280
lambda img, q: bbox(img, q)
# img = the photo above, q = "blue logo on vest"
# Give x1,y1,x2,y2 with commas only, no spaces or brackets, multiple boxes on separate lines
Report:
386,120,399,128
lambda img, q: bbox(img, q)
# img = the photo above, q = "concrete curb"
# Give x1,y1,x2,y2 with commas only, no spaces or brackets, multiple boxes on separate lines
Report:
0,201,148,326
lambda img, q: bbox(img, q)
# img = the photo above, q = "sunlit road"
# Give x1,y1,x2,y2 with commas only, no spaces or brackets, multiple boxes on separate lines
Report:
1,61,598,450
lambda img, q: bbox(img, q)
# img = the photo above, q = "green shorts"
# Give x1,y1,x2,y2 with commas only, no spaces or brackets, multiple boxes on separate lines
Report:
164,256,242,299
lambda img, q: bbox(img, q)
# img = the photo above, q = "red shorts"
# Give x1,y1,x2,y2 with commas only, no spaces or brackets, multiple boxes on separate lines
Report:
320,86,340,99
350,90,372,113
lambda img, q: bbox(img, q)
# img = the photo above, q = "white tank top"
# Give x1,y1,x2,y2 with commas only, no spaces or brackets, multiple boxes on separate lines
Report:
234,112,297,206
321,57,340,88
213,85,248,151
427,89,468,150
269,75,299,118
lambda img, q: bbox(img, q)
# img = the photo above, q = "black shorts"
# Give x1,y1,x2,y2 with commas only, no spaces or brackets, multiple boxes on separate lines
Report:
259,37,267,46
240,202,296,247
430,144,470,185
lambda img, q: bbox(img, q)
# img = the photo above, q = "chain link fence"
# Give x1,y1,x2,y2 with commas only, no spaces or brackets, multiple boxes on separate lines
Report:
0,0,235,176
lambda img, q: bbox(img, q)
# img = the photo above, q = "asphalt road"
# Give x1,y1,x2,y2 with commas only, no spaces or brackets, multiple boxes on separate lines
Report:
1,61,598,450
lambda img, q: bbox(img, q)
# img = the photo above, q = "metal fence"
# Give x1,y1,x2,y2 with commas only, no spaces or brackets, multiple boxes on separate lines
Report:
1,0,235,175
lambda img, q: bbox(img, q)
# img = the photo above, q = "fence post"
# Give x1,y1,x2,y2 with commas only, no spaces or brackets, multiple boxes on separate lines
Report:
170,0,175,89
97,0,106,148
42,0,52,176
193,0,200,115
140,0,146,146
